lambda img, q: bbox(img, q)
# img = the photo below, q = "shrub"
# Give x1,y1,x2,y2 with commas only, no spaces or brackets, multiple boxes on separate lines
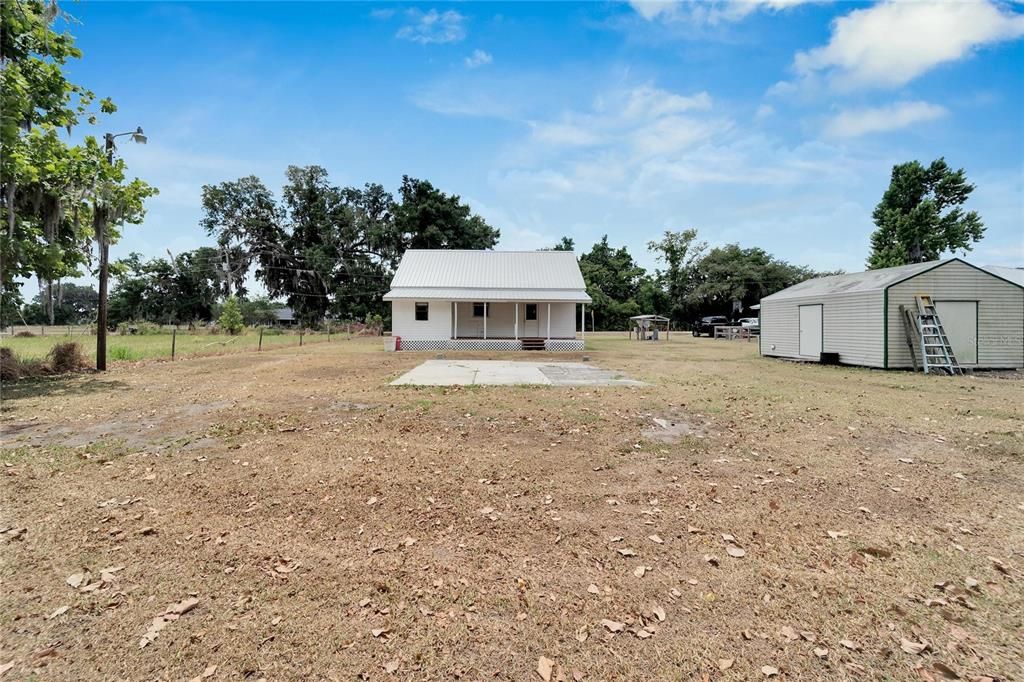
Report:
218,297,245,336
47,342,89,374
0,347,50,381
261,327,284,336
0,347,19,381
14,331,35,338
117,321,162,335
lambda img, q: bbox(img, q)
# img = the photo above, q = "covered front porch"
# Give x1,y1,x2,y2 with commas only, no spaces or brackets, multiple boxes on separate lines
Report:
392,300,587,352
450,301,584,341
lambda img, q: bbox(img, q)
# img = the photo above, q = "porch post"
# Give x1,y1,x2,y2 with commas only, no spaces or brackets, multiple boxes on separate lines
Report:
453,301,458,340
547,303,551,340
514,302,519,340
581,303,586,341
484,303,487,340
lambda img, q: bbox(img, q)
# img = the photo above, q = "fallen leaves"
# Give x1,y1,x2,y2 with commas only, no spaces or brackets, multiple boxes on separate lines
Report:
188,664,217,682
616,548,637,557
140,597,200,648
900,637,929,655
650,605,665,622
46,605,70,620
839,639,860,651
601,619,625,633
703,555,720,567
587,583,600,595
813,647,829,659
762,665,779,677
648,534,664,544
537,656,555,681
718,659,734,671
726,545,746,558
827,530,850,540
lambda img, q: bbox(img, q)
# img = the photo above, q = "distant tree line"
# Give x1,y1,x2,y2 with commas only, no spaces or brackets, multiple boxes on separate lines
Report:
5,156,987,332
567,231,838,330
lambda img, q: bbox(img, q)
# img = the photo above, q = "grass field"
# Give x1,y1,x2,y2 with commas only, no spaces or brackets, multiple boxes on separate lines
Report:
1,329,344,362
1,334,1021,680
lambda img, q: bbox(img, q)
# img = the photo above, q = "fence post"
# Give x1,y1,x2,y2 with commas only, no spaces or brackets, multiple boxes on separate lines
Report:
68,325,72,337
328,325,331,342
300,330,303,347
259,327,264,352
171,328,177,360
41,325,45,336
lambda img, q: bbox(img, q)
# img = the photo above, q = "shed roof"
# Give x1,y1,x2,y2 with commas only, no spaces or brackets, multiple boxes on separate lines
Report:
384,250,592,302
762,259,955,302
984,264,1024,286
630,314,670,322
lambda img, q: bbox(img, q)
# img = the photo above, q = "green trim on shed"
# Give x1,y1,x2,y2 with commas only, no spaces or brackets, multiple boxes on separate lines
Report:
883,288,888,369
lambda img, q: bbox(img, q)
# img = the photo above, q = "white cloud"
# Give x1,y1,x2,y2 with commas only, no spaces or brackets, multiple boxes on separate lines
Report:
619,85,712,119
755,104,775,121
628,1,678,21
629,0,818,25
464,49,493,68
823,101,947,139
396,9,466,44
529,121,603,147
796,0,1024,89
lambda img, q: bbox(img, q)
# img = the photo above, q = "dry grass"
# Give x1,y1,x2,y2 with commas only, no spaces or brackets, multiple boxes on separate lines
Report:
1,334,1021,681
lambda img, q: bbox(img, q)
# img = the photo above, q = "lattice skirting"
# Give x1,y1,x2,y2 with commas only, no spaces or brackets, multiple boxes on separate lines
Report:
545,339,585,351
393,339,584,352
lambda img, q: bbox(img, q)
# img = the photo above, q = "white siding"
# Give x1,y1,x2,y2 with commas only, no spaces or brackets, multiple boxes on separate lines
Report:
452,302,577,339
391,300,452,341
760,290,885,367
887,261,1024,369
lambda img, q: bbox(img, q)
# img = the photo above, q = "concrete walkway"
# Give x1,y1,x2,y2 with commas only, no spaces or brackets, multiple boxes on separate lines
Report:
390,360,644,387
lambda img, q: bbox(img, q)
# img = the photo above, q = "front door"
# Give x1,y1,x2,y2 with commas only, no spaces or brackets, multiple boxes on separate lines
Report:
798,304,823,358
934,301,977,364
525,303,539,337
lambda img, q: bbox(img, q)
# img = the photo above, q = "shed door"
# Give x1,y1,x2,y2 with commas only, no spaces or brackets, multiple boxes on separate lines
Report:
798,304,823,358
934,301,977,365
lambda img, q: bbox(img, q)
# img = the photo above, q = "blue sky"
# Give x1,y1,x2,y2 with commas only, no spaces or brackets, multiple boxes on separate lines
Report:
63,0,1024,279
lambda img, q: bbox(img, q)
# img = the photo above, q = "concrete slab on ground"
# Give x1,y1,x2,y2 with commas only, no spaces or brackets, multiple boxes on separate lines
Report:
390,360,644,387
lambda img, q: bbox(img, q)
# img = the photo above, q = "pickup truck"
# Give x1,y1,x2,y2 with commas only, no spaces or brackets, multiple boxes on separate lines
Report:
691,316,731,337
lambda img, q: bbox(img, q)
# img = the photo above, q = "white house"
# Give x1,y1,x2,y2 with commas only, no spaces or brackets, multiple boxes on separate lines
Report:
383,250,592,351
759,258,1024,369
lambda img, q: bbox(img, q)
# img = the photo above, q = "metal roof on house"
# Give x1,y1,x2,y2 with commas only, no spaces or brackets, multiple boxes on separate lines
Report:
384,250,592,302
762,259,953,302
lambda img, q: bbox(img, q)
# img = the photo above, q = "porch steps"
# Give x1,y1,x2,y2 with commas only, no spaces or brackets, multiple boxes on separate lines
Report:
520,337,546,351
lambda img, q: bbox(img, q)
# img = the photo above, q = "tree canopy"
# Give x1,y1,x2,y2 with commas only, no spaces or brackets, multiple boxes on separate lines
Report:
0,0,155,323
867,158,984,269
201,167,498,326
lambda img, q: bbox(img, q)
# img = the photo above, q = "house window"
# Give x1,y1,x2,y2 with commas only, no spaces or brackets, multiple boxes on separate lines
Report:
473,302,489,317
525,304,538,321
415,302,429,321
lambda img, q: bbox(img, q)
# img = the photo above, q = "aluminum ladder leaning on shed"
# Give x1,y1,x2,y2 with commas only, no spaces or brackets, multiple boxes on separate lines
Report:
915,295,962,375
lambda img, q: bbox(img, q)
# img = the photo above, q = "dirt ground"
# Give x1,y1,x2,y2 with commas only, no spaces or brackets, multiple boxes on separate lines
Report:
1,334,1021,681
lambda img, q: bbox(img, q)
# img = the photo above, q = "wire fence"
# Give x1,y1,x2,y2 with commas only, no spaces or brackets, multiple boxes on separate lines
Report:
0,325,377,363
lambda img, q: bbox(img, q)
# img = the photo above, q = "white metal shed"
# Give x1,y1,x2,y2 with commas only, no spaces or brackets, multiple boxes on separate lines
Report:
759,258,1024,369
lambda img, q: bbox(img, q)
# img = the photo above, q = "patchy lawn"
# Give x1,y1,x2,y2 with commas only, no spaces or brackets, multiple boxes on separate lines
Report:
1,334,1021,680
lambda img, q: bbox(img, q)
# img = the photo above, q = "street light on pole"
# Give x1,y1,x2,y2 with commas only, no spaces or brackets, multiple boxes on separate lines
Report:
96,127,147,371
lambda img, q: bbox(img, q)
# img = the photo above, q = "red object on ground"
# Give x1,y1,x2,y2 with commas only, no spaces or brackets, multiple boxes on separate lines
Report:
395,336,401,351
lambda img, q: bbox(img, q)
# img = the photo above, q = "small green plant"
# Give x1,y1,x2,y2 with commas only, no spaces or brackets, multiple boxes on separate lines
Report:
219,296,245,335
108,346,141,361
